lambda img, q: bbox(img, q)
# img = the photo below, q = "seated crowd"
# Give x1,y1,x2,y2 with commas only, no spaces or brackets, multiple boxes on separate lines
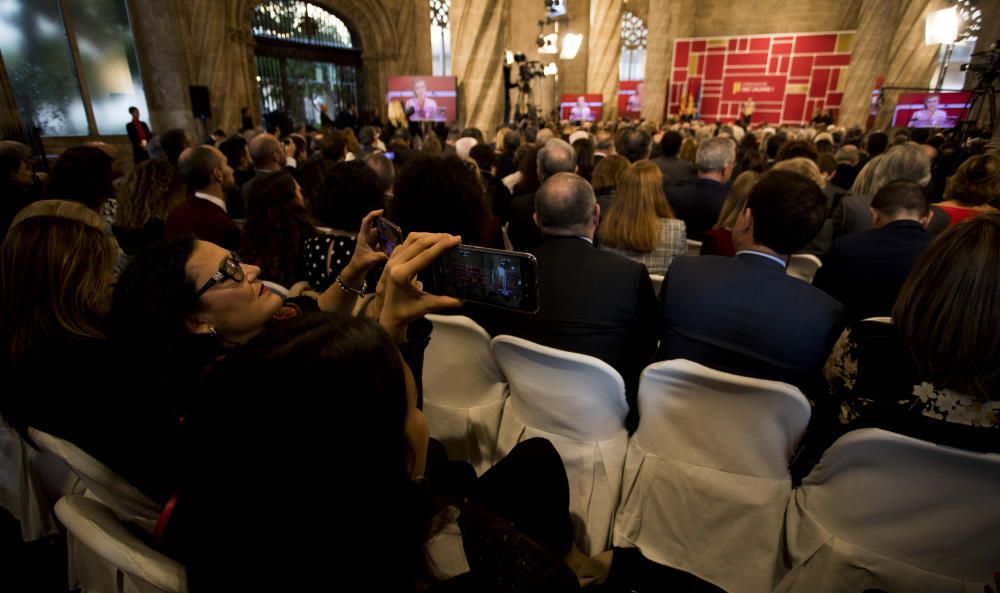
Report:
1,111,998,591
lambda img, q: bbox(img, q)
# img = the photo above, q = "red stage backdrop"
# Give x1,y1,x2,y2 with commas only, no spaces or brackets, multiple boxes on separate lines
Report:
386,76,457,122
618,81,644,116
669,31,856,125
560,94,603,121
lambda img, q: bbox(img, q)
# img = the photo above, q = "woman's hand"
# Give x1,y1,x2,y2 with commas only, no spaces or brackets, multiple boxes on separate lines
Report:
338,210,389,288
379,232,463,342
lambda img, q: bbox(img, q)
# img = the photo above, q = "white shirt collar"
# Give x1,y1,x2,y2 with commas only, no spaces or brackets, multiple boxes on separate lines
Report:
194,191,227,212
577,236,594,244
736,249,786,268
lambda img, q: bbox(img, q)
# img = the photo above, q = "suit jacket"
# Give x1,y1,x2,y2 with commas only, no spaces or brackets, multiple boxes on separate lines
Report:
658,252,844,393
469,236,661,423
664,178,727,242
813,220,931,323
495,152,518,180
165,196,241,250
126,120,152,163
651,155,696,184
506,192,544,251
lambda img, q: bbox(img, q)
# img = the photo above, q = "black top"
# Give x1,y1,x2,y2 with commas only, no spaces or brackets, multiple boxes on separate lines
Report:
664,178,727,242
650,155,696,185
113,219,166,256
506,192,543,251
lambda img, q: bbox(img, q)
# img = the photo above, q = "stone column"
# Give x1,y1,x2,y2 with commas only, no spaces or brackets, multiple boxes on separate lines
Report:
127,0,196,133
643,0,695,123
838,0,899,129
451,0,510,131
558,0,590,98
406,0,434,75
587,0,622,119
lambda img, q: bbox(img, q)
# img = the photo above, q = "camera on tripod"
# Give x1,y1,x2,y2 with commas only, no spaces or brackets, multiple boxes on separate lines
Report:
961,39,999,84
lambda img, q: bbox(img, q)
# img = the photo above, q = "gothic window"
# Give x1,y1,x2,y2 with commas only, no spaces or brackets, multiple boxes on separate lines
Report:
252,0,354,48
619,10,647,82
430,0,452,76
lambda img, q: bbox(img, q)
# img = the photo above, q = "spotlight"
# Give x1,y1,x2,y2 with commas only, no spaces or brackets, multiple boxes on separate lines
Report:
560,33,583,60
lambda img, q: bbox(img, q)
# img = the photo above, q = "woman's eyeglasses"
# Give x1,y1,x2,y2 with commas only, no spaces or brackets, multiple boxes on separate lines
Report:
195,252,245,297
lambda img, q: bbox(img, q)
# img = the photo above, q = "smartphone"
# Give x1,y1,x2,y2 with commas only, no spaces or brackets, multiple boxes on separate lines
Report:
375,217,403,256
423,245,540,313
383,151,395,161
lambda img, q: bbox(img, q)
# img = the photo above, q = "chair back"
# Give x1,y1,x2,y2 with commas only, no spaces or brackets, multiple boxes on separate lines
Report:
55,495,187,593
787,253,822,283
423,314,509,474
492,335,629,554
686,239,702,255
614,359,810,593
777,428,1000,592
29,428,160,533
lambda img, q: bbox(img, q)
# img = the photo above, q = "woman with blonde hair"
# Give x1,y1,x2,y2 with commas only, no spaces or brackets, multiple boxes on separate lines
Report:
113,158,186,255
701,170,760,256
678,136,698,165
598,161,687,274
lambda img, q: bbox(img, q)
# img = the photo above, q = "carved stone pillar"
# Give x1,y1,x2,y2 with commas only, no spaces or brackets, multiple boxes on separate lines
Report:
643,0,695,122
587,0,622,119
451,0,510,131
127,0,196,132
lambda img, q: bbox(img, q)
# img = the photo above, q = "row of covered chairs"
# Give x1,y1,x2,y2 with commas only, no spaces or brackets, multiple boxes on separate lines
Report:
422,314,1000,592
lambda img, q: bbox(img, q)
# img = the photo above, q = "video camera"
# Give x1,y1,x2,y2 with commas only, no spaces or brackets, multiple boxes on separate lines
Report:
961,39,999,86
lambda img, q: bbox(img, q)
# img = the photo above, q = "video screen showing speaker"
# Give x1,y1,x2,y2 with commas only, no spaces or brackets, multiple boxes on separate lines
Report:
892,91,972,128
387,76,457,122
560,94,602,122
618,81,644,116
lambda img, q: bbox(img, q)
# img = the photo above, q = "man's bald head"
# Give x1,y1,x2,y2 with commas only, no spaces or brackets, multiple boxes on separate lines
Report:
536,128,555,146
178,145,228,191
537,138,576,180
534,172,596,237
249,134,283,170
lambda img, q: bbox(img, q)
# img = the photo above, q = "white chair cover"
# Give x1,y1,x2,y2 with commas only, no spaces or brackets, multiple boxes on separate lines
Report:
0,417,77,540
649,274,664,296
492,335,629,554
786,253,822,284
423,314,509,475
686,239,702,255
55,496,187,593
28,428,161,533
613,359,810,593
776,428,1000,593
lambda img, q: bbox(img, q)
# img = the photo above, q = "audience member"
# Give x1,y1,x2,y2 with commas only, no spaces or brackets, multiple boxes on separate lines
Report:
573,138,596,182
598,161,687,275
469,143,513,224
814,181,932,323
113,158,186,255
0,141,40,241
700,170,760,256
43,146,115,213
617,128,653,163
496,129,520,179
591,154,629,216
665,137,734,241
158,128,195,167
658,170,843,392
165,145,241,250
933,154,1000,225
239,170,316,287
651,131,696,186
507,139,576,250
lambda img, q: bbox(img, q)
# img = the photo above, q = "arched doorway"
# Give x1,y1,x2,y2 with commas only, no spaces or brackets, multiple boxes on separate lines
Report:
252,0,365,129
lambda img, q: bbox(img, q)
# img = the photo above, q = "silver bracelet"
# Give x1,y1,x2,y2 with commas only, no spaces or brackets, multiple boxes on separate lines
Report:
335,274,366,296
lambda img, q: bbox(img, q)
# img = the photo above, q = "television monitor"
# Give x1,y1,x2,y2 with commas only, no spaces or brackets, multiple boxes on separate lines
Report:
618,81,644,116
386,76,457,122
892,91,972,128
560,93,603,122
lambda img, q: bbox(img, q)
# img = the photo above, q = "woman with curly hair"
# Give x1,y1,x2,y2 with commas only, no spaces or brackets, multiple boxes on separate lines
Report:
239,170,317,287
933,153,1000,225
113,158,187,255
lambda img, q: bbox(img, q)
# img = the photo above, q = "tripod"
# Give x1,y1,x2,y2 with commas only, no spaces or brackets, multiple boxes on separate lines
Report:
514,79,538,123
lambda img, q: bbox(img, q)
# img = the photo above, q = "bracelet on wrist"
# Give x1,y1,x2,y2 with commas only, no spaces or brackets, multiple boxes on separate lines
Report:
335,274,366,296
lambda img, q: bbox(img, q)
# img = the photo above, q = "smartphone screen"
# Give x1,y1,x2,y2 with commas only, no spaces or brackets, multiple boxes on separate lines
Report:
384,151,395,161
427,245,539,313
375,217,403,256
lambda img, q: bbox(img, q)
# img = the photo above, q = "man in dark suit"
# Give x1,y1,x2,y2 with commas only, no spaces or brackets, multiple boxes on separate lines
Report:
658,170,843,392
125,106,152,164
471,173,660,424
593,130,615,164
166,146,241,250
665,136,734,241
241,134,287,212
651,131,696,185
495,129,520,180
469,144,514,225
813,180,932,323
506,138,576,250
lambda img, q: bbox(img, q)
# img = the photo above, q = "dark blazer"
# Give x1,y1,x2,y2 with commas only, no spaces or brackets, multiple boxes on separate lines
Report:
813,220,931,323
658,252,844,392
470,236,661,422
165,196,241,250
506,192,544,251
126,120,152,163
664,178,727,242
495,152,518,180
482,171,513,224
651,155,696,184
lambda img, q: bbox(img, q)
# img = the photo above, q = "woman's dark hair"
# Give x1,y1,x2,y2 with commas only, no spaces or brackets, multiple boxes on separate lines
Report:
318,129,347,161
43,146,115,211
109,236,215,382
512,144,541,196
943,154,1000,207
240,170,316,286
894,214,1000,401
217,136,248,169
390,154,489,243
572,138,595,182
299,156,338,207
181,313,428,592
313,161,383,231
